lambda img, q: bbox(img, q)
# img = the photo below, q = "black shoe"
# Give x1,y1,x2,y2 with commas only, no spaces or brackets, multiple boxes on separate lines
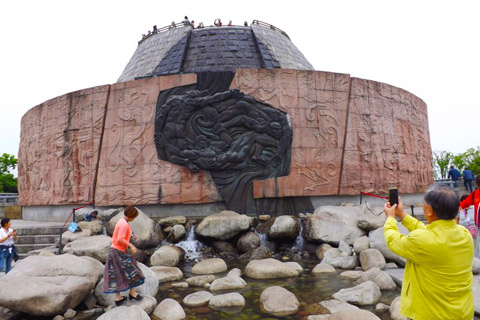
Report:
129,293,143,301
115,297,126,306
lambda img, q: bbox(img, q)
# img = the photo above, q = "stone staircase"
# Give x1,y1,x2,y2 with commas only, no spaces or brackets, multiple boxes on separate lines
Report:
12,222,63,258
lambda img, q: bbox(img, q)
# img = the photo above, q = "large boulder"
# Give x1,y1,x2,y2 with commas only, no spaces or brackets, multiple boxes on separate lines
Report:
209,276,247,291
236,231,261,253
195,210,252,240
63,235,112,263
150,245,185,267
315,243,333,260
390,296,407,320
183,291,213,307
359,248,386,271
245,258,299,279
107,208,163,249
208,292,245,309
191,258,227,274
61,229,92,245
77,220,104,235
332,281,381,305
353,236,370,254
153,298,186,320
0,254,103,316
312,263,336,274
369,225,408,267
166,225,186,243
357,204,387,231
185,275,216,287
306,206,366,245
260,286,300,316
151,266,183,283
159,216,186,227
319,299,359,313
97,306,150,320
356,267,397,290
268,215,300,239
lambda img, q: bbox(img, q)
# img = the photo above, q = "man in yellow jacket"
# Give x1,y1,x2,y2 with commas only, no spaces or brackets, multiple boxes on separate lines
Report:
384,187,473,320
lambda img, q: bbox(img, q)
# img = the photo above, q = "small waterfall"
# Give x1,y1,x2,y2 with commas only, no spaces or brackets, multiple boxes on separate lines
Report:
103,227,107,236
175,224,204,261
253,225,268,246
292,221,304,252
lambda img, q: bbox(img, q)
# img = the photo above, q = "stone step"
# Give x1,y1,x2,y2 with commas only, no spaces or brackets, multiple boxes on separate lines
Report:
15,243,57,254
15,226,63,236
16,235,58,245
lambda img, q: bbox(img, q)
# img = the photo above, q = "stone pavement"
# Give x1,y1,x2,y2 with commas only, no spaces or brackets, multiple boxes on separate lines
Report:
386,268,480,316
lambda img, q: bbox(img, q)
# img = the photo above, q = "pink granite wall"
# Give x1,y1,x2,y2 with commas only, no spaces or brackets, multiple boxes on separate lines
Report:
18,69,434,206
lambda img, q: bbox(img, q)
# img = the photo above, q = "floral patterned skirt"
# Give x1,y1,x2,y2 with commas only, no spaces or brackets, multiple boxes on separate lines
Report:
103,248,145,293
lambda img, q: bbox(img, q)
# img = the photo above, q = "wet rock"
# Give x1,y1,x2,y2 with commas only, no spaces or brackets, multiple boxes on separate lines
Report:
64,309,75,318
107,208,163,249
63,235,111,263
238,246,272,261
183,291,213,307
369,226,408,267
356,267,396,290
312,263,336,274
185,275,216,287
260,286,300,317
284,261,303,272
213,241,238,253
0,254,103,316
77,220,104,235
353,236,370,254
159,216,186,226
150,245,185,267
306,206,366,245
245,258,299,279
122,295,157,315
375,303,390,312
315,243,333,260
359,248,386,270
323,309,381,319
332,281,381,305
473,257,480,274
166,225,186,243
208,292,245,309
227,268,242,277
97,306,150,320
319,299,359,313
52,316,65,320
153,298,186,320
196,210,252,240
61,229,92,245
170,282,188,288
192,258,228,274
268,215,300,239
339,241,352,256
322,248,358,269
339,270,363,280
209,276,247,291
390,296,407,320
259,215,271,221
151,266,183,283
236,232,261,253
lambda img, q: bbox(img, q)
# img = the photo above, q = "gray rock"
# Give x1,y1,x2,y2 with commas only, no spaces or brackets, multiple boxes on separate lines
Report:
185,275,216,287
195,210,252,240
385,262,398,269
0,254,103,316
170,282,188,288
260,286,300,316
389,296,407,320
210,276,247,291
312,263,336,274
63,235,112,263
183,291,213,307
97,305,150,320
339,270,363,280
339,241,352,256
63,309,76,319
332,281,381,305
319,299,359,313
159,216,186,226
375,303,390,312
99,208,122,221
166,225,186,243
236,232,261,253
151,266,183,283
153,298,186,320
150,245,185,267
107,208,163,249
315,243,333,260
306,206,366,245
226,268,242,277
359,248,386,271
209,292,245,309
353,236,370,254
357,204,387,231
77,220,104,235
284,261,303,272
369,226,408,267
322,248,358,269
473,257,480,274
192,258,227,274
121,295,157,315
245,258,299,279
268,215,300,239
238,246,272,261
61,229,92,245
327,309,381,319
356,267,397,290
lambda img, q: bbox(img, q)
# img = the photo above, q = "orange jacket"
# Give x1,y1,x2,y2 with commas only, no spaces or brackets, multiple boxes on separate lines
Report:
461,189,480,226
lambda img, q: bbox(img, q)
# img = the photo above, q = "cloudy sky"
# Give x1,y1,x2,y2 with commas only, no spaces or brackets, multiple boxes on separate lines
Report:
1,0,479,166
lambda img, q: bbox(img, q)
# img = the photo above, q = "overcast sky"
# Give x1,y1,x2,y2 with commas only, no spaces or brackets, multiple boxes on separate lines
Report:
1,0,479,166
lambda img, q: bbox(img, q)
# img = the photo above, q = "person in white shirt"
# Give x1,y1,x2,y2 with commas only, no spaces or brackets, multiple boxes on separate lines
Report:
0,218,17,274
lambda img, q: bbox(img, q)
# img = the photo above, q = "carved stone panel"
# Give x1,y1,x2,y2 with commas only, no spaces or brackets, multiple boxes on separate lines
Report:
18,85,110,205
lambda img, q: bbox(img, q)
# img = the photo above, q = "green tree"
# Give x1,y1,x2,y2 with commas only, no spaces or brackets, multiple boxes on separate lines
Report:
433,150,452,179
0,153,18,193
461,147,480,175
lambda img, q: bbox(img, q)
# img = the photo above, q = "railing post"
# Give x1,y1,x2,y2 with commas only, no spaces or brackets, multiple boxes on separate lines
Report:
73,208,76,223
360,192,363,204
58,228,63,255
410,205,415,218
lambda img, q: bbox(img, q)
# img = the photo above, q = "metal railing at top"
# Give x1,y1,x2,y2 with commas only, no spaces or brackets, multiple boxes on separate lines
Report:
58,201,94,254
0,193,18,205
251,20,290,40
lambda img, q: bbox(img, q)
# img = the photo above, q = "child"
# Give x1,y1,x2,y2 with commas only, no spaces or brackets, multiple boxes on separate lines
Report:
85,210,98,222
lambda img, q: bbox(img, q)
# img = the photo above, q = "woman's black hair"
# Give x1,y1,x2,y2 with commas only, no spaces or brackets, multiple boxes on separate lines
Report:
1,218,11,227
475,175,480,187
424,186,459,220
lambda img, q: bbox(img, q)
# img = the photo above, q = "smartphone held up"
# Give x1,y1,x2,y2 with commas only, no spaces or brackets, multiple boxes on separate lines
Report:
389,187,399,206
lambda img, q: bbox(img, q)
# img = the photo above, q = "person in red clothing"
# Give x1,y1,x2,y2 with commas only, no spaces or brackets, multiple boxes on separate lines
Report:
460,174,480,256
103,205,145,306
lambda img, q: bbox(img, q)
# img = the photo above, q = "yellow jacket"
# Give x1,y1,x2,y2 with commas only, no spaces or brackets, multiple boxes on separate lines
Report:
384,215,473,320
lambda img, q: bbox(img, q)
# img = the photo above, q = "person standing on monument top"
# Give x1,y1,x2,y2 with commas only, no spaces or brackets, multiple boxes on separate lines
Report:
463,167,475,193
448,165,461,187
